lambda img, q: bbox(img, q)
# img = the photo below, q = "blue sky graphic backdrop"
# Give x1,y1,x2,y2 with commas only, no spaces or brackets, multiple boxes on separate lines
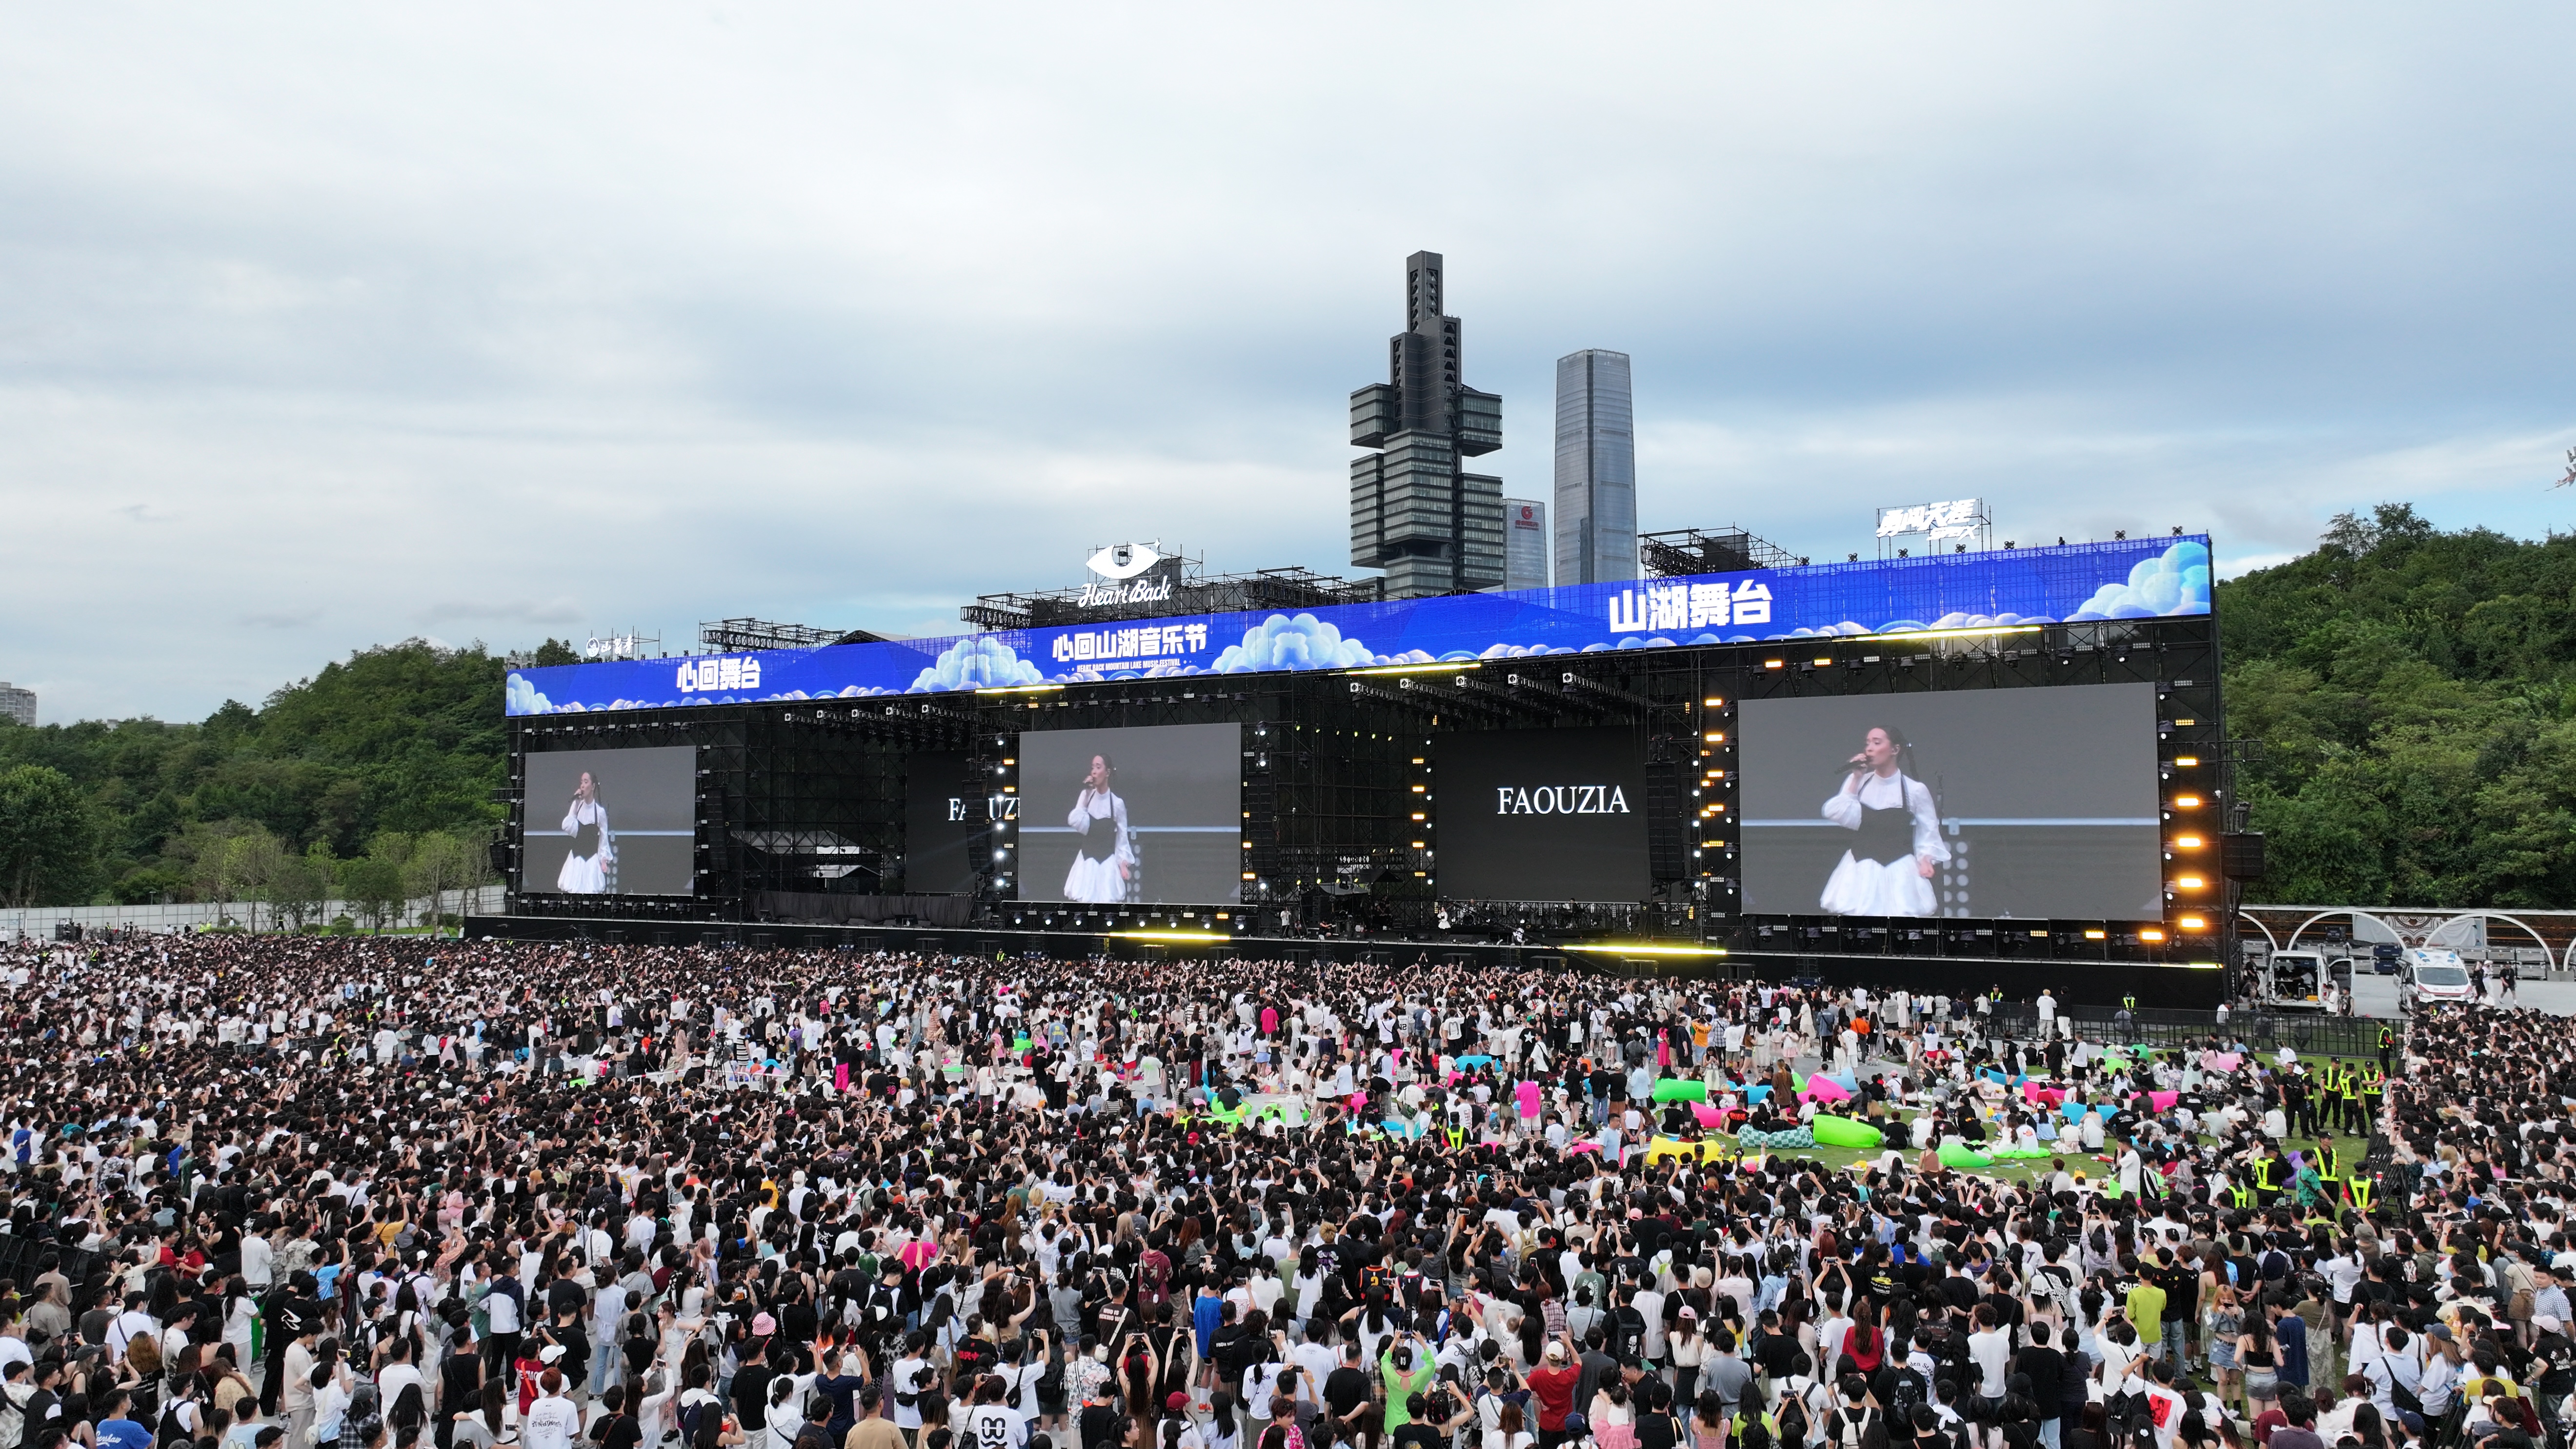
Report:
3,5,2572,721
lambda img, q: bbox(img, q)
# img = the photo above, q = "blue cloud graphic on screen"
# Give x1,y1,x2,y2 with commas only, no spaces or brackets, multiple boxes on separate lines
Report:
908,636,1045,692
1213,613,1381,672
2066,540,2211,621
505,673,555,715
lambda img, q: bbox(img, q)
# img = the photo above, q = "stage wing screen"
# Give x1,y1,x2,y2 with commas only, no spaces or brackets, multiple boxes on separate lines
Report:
1436,727,1650,902
1018,724,1241,905
903,751,986,895
1738,684,2162,919
521,745,695,896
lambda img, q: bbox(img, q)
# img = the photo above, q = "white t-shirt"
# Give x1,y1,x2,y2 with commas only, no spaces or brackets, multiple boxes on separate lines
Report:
968,1403,1024,1449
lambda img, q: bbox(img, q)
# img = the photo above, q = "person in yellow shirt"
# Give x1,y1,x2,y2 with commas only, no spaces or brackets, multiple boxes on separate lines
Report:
2125,1271,2169,1359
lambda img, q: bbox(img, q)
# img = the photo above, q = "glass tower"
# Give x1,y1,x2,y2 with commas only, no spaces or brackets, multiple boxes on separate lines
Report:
1553,349,1636,584
1503,499,1549,591
1348,252,1506,598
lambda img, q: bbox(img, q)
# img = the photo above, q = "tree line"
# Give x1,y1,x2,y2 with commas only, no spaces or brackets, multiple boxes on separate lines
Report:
0,637,580,925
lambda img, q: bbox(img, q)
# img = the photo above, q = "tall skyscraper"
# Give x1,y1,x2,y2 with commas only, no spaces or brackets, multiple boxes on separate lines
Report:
0,682,33,728
1553,348,1636,584
1349,251,1506,598
1503,499,1549,591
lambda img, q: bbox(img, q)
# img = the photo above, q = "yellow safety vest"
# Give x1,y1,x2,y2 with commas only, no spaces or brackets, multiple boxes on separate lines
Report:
2317,1145,2340,1178
2349,1176,2374,1213
2256,1157,2281,1190
2229,1184,2253,1208
2360,1071,2384,1099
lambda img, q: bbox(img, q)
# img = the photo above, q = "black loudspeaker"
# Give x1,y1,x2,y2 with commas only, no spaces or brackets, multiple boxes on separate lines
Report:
489,841,512,873
2220,831,2266,881
1645,758,1686,883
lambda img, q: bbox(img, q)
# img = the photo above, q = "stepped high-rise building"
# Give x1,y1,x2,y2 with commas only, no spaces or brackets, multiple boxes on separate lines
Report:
1553,348,1637,584
1348,252,1506,598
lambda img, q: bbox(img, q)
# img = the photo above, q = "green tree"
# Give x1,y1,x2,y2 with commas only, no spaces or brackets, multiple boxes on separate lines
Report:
0,765,97,907
271,844,336,931
402,828,491,936
337,855,406,932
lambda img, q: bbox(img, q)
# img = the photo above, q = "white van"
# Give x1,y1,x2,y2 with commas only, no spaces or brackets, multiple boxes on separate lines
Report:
2398,948,2477,1012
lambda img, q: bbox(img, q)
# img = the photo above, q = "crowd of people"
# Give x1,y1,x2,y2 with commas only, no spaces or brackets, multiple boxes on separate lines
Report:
0,934,2556,1449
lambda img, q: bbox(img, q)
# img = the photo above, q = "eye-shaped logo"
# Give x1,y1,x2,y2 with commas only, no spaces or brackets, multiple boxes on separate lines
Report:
1086,543,1162,581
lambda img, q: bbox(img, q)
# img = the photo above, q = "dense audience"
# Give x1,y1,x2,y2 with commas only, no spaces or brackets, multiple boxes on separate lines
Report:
0,935,2553,1449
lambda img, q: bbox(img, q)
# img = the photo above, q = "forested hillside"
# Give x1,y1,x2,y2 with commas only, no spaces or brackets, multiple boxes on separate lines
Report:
0,638,575,912
2221,504,2576,908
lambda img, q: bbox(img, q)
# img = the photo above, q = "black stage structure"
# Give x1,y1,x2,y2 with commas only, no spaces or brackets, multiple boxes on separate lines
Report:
482,609,2236,1007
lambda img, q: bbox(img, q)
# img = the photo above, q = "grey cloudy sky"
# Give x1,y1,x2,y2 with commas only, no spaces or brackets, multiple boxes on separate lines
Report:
5,5,2572,723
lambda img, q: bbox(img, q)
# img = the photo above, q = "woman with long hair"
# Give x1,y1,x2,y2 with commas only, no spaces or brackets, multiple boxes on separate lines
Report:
1063,754,1134,904
2203,1284,2242,1413
1817,725,1948,917
2234,1310,2278,1421
557,770,616,894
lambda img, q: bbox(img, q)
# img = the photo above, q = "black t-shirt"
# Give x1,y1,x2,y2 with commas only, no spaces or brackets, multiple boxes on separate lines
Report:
1079,1404,1124,1449
731,1366,774,1431
1325,1366,1373,1416
598,1413,644,1449
1392,1426,1443,1449
2012,1344,2067,1415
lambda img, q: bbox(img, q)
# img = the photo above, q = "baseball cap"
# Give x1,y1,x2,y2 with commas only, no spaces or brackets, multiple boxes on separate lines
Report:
1166,1394,1189,1412
1545,1342,1569,1362
538,1346,566,1364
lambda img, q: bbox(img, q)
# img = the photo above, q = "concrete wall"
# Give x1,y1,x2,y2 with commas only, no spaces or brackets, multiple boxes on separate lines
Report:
1,886,506,940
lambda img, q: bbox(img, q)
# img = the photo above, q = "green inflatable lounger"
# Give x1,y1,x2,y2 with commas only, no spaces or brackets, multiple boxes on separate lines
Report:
1810,1115,1882,1149
1650,1078,1710,1103
1937,1141,1994,1168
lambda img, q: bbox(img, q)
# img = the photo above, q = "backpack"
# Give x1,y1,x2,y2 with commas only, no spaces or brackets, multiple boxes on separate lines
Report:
1884,1367,1928,1427
1832,1407,1877,1449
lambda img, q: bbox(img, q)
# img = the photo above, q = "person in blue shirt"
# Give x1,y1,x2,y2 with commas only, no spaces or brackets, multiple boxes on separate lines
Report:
94,1390,153,1449
2269,1297,2309,1391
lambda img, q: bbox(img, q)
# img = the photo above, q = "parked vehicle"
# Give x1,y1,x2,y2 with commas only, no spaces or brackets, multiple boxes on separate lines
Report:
2397,947,2476,1012
2256,949,2334,1012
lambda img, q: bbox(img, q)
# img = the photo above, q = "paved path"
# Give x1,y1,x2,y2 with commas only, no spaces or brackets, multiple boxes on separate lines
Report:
2348,969,2576,1016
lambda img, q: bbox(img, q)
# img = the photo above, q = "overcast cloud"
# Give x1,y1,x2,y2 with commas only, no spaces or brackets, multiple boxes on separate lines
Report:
4,5,2572,722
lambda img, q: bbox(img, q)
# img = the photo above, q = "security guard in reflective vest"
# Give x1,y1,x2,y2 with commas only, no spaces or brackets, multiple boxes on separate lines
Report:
2254,1146,2285,1206
2314,1137,2342,1190
2377,1023,2397,1072
2358,1064,2385,1128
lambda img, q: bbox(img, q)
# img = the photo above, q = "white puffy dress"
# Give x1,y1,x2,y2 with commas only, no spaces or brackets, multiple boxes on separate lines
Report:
558,799,614,894
1817,770,1948,916
1062,788,1133,903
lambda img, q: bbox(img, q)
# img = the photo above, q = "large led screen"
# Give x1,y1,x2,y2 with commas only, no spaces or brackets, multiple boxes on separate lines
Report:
1018,724,1241,905
1738,684,2162,919
1436,727,1650,902
903,751,987,895
521,746,695,895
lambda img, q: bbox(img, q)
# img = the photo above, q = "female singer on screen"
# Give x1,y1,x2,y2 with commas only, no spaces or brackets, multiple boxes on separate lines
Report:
558,770,617,894
1818,725,1948,916
1063,753,1134,903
